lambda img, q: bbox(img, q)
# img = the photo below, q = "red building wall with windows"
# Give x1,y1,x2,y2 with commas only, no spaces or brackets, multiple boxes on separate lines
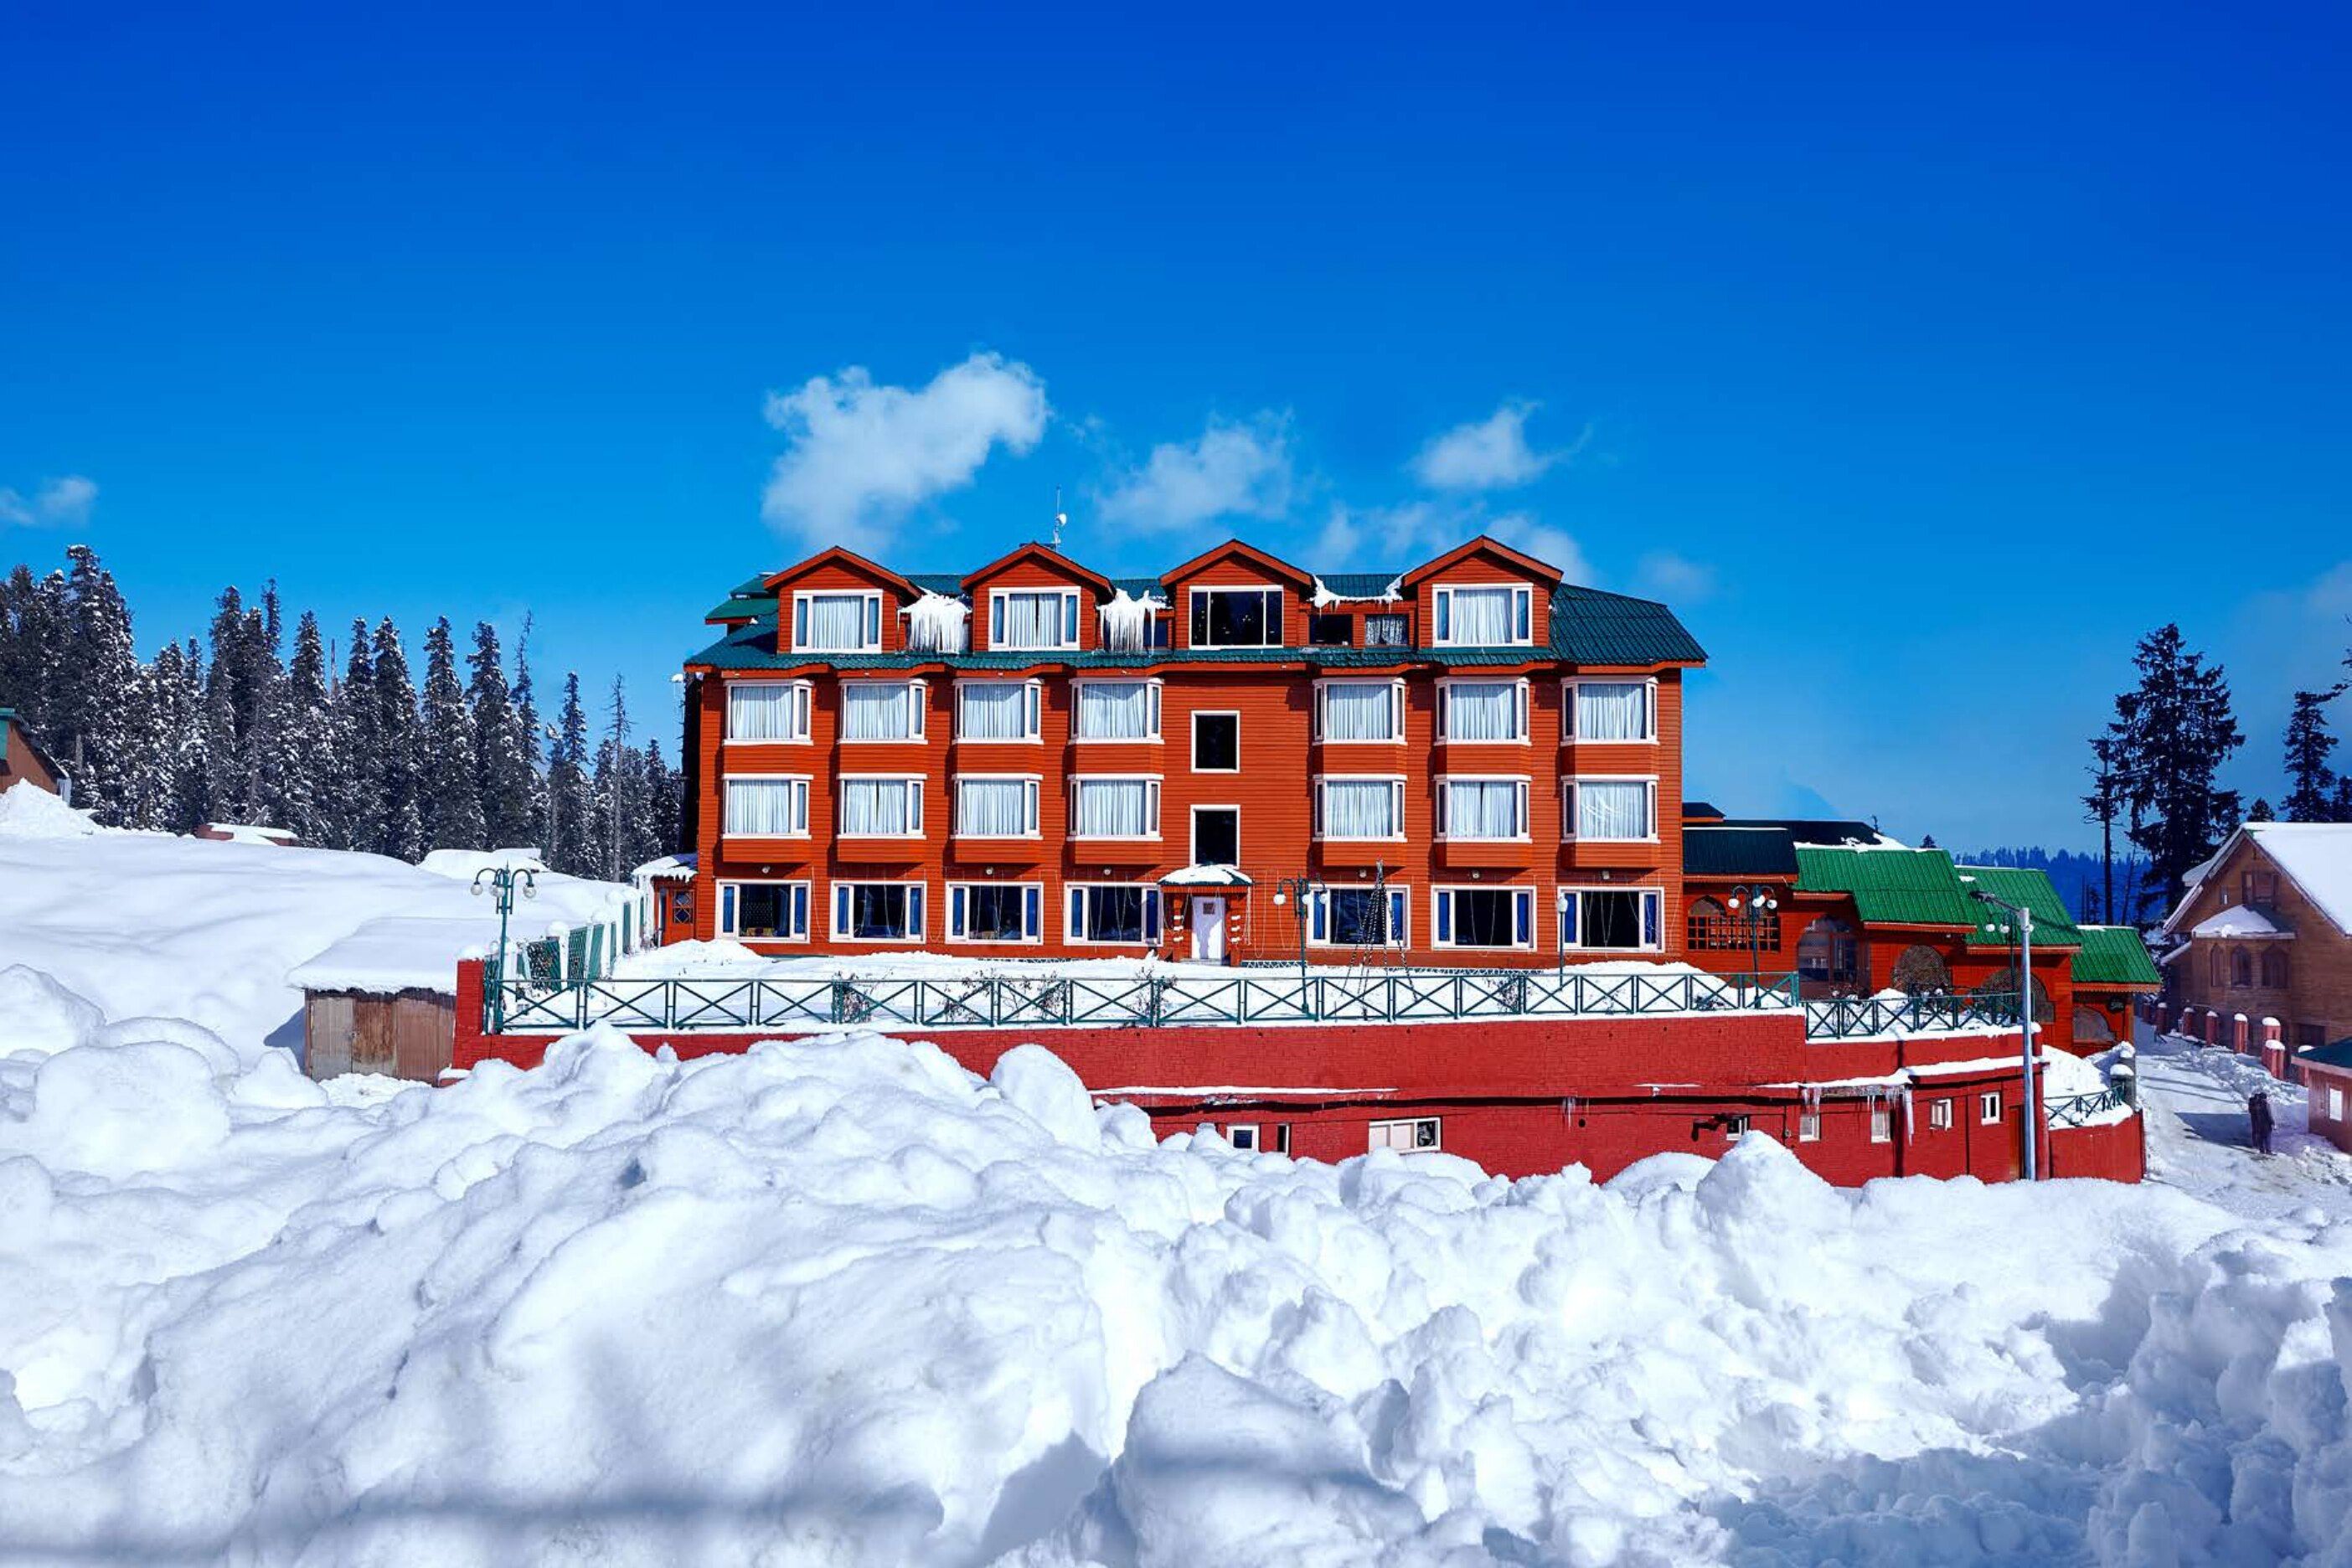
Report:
685,536,1695,967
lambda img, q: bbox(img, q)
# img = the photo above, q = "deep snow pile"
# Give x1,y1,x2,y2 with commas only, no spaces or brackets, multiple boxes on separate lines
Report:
3,973,2352,1564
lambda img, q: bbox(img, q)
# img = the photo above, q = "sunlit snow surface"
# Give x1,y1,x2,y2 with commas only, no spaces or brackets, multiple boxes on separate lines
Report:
7,814,2352,1563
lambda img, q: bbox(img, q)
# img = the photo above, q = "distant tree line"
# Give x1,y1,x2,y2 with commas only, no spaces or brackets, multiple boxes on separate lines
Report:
1952,845,2154,927
0,544,681,880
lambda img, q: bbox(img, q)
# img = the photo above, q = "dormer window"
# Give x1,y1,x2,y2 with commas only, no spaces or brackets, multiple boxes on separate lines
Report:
793,591,883,652
1432,583,1532,646
990,588,1081,651
1189,586,1282,647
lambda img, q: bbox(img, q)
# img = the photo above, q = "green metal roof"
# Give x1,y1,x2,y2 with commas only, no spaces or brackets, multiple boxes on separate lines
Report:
704,595,774,622
1684,825,1800,879
1313,571,1406,600
2302,1039,2352,1071
1953,864,2083,951
2071,925,2161,988
1793,846,1981,929
1549,585,1705,666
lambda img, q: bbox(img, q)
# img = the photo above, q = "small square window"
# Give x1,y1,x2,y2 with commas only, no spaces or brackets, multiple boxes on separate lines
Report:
1870,1106,1892,1143
1798,1112,1821,1142
1227,1124,1260,1152
1194,712,1240,771
1930,1098,1953,1130
1979,1092,2003,1125
1722,1115,1751,1141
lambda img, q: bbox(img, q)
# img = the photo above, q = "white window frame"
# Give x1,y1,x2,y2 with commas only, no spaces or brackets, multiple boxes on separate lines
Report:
1187,583,1286,649
836,774,926,838
1979,1091,2003,1125
1312,776,1407,842
1430,885,1536,952
1435,775,1530,842
952,774,1042,838
1313,678,1406,744
720,774,811,838
1561,677,1660,744
2334,1086,2346,1122
1431,581,1533,647
716,879,811,942
836,678,927,743
1191,710,1241,773
1226,1124,1261,1152
1798,1111,1822,1142
1870,1106,1892,1143
1189,803,1241,866
1071,678,1163,742
724,679,813,745
1070,775,1162,841
792,589,884,652
988,585,1082,652
953,678,1044,743
1065,881,1164,946
1562,776,1660,843
1436,678,1529,744
1722,1115,1751,1142
1369,1117,1442,1153
1930,1098,1954,1131
1308,884,1412,949
829,879,926,943
1557,885,1667,953
944,879,1045,946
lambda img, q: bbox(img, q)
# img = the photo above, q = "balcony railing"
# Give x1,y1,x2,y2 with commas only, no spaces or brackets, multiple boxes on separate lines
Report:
1800,990,2021,1039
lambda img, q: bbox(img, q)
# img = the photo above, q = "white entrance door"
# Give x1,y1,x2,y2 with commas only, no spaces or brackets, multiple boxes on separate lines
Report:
1190,896,1228,962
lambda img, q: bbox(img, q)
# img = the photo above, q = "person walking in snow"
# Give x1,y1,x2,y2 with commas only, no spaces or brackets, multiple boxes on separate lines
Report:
2250,1091,2274,1156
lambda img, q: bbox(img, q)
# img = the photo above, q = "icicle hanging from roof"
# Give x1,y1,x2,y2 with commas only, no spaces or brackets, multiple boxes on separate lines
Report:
1099,588,1164,652
905,592,971,654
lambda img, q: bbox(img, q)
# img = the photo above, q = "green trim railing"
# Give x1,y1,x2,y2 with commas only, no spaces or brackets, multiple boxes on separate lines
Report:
1802,991,2020,1040
489,967,1807,1035
2045,1086,2133,1127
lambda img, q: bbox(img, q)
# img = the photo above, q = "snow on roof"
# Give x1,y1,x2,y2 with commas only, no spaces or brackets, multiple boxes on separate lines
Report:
1310,575,1402,606
1160,864,1251,887
199,823,299,843
2190,905,2292,939
288,917,504,995
632,852,698,883
2241,823,2352,935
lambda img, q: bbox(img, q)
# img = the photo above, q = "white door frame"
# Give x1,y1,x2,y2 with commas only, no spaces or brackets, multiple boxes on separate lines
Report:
1189,895,1229,962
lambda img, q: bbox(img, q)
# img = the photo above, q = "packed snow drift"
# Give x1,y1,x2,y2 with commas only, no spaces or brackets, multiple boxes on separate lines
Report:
5,814,2352,1563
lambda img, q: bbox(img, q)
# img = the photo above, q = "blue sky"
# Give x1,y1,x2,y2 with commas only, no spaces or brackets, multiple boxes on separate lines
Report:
4,3,2348,848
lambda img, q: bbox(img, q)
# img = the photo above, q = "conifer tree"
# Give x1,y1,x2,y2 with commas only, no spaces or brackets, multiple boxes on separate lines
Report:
264,612,338,843
56,545,140,822
162,638,212,833
0,568,70,735
467,621,535,848
371,619,427,860
0,565,40,715
335,620,385,852
544,673,593,875
2282,686,2346,823
419,617,486,851
640,735,682,857
2248,797,2276,822
2104,624,2245,911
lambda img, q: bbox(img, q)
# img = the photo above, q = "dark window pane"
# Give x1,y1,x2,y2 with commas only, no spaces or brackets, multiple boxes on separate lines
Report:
1194,713,1239,771
740,885,788,938
1194,809,1239,865
851,885,909,939
967,885,1026,941
1581,890,1642,949
1086,886,1146,942
1329,889,1390,946
1456,890,1516,946
1309,614,1351,647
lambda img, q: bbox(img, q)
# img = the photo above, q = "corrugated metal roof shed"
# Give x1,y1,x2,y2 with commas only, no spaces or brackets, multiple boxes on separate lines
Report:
1954,864,2083,950
1794,846,1980,928
2071,925,2161,988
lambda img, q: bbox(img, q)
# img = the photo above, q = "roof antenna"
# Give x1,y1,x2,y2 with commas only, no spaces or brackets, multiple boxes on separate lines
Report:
1050,486,1068,551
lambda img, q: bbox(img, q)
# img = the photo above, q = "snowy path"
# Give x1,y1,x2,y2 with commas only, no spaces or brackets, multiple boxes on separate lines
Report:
2125,1024,2352,1221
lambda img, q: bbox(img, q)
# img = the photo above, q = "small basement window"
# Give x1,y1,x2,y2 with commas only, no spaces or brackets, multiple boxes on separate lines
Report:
1369,1117,1442,1153
1798,1112,1821,1142
1227,1124,1260,1152
1930,1098,1953,1130
1979,1092,2002,1124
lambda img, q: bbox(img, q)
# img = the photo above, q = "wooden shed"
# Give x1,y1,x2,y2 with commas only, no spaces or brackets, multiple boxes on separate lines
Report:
287,916,487,1082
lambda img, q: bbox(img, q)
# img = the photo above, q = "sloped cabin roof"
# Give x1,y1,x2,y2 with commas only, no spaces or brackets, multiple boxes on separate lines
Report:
2071,925,2161,989
2162,822,2352,939
1952,864,2084,952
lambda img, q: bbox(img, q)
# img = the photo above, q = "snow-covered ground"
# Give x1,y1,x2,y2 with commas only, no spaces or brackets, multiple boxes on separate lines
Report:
8,813,2352,1562
2119,1025,2352,1222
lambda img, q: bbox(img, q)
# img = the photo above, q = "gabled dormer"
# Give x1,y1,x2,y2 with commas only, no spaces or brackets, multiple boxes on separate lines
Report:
1162,539,1315,652
962,542,1114,655
763,547,921,656
1399,537,1565,651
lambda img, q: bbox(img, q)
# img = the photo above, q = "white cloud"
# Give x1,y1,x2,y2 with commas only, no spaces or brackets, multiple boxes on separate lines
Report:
1636,550,1716,602
1410,403,1583,492
761,353,1048,554
1309,498,1594,587
0,474,97,529
1096,413,1295,533
1487,512,1595,587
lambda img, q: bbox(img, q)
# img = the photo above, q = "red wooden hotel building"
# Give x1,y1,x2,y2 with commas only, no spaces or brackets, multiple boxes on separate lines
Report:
456,533,2146,1184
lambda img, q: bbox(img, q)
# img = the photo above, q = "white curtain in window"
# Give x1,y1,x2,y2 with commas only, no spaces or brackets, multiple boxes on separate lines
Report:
1447,780,1519,838
728,684,795,741
1323,683,1394,740
1323,780,1396,838
1576,682,1648,740
958,779,1029,835
807,594,869,649
961,682,1028,739
1075,779,1149,836
1447,587,1514,643
1577,780,1651,838
1447,682,1517,741
725,779,801,835
842,683,912,740
842,779,910,835
1078,682,1152,739
999,592,1064,647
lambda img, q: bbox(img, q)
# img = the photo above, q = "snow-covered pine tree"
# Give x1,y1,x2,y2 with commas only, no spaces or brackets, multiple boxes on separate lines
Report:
544,673,593,876
591,677,643,880
336,620,385,852
513,614,549,852
235,599,288,827
2107,624,2245,909
111,658,173,830
0,565,39,718
2249,797,2277,822
0,566,71,736
639,734,682,859
264,611,338,844
57,544,140,823
200,587,256,823
419,617,487,852
371,619,428,861
161,638,212,833
2282,686,2345,823
467,621,535,849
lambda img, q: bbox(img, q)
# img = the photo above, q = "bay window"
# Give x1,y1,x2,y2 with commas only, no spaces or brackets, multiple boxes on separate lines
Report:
1066,883,1162,945
1565,679,1656,742
1189,585,1283,647
1432,886,1534,949
991,588,1081,650
725,681,811,743
839,776,923,837
1432,583,1531,646
832,882,923,941
838,679,925,741
1560,887,1664,951
956,679,1042,741
1074,679,1161,740
722,776,809,837
947,882,1043,943
1313,776,1405,840
1315,679,1403,742
1071,776,1159,838
1438,679,1526,743
1565,777,1658,841
793,591,882,652
1437,776,1528,840
954,776,1039,837
718,881,809,941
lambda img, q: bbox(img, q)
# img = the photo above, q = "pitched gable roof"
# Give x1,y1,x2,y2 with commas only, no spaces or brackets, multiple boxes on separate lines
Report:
2072,925,2162,989
2161,822,2352,939
1159,539,1314,588
1400,534,1567,588
761,546,921,599
962,541,1114,596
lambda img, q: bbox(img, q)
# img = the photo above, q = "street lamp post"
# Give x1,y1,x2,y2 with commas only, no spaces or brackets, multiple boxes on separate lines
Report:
1271,874,1315,986
1725,883,1782,1000
472,861,541,1034
1971,887,2039,1183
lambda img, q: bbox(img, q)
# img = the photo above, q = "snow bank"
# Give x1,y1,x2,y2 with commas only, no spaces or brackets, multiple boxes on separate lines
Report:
0,968,2347,1564
0,780,100,838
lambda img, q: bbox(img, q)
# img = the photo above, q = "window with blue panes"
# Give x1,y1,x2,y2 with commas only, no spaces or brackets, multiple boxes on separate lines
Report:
1432,886,1533,949
832,881,923,941
1067,884,1161,945
1309,886,1411,947
948,882,1044,943
1560,888,1663,951
720,881,809,941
